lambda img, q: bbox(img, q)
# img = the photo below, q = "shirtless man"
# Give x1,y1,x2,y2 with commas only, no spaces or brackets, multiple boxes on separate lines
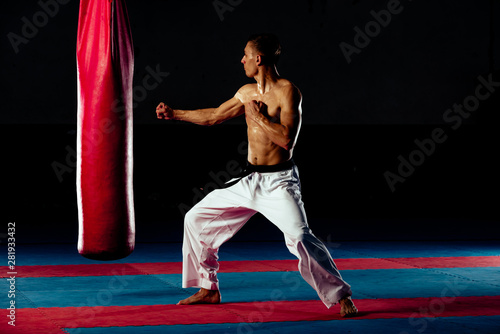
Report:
156,33,358,317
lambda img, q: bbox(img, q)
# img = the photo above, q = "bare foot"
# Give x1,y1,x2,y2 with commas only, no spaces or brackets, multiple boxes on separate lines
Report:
177,288,221,305
339,296,358,317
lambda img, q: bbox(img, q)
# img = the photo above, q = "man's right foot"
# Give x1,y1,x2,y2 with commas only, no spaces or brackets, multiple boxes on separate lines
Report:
177,288,221,305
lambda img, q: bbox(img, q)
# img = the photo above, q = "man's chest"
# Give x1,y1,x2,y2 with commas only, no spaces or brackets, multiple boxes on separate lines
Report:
246,92,282,121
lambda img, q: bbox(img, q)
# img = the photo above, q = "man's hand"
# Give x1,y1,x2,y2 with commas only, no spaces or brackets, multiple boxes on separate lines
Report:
156,102,174,120
245,100,267,123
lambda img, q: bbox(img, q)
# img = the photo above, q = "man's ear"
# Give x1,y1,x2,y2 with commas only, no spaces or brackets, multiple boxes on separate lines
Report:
256,54,263,66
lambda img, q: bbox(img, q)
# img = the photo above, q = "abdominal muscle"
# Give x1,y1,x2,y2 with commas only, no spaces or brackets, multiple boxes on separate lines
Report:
246,117,292,166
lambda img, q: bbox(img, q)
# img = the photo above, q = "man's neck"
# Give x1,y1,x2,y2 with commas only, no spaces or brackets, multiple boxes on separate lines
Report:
255,66,280,95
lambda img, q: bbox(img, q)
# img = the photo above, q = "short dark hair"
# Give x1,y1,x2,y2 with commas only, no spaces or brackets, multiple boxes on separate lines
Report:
247,33,282,65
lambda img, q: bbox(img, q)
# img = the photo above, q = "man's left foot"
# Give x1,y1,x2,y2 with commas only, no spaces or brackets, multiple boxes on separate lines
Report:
177,288,221,305
339,296,358,317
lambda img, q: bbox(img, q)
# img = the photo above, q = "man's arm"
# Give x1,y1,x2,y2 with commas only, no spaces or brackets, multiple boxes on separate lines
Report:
246,84,302,151
156,91,245,126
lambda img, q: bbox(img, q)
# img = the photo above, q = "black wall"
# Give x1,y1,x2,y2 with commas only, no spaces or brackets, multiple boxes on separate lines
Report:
2,0,499,243
3,0,499,125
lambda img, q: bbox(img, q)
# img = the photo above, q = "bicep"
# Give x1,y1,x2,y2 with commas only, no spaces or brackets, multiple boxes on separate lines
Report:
213,96,245,123
280,87,302,133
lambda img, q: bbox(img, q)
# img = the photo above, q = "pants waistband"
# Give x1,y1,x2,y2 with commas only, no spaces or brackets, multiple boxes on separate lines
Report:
218,159,295,190
243,159,295,173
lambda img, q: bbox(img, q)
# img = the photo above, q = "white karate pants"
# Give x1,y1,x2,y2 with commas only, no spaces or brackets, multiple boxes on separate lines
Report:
181,164,352,308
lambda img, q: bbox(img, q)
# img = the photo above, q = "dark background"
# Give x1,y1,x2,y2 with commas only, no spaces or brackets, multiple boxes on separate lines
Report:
1,0,499,244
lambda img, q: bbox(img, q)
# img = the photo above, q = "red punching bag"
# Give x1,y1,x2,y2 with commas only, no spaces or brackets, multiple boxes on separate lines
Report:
76,0,135,260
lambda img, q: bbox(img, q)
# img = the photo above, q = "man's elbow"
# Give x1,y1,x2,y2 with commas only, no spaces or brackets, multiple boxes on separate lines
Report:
206,118,224,126
281,137,292,151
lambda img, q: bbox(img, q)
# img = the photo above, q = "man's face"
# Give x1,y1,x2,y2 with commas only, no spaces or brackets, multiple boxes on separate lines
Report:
241,42,259,78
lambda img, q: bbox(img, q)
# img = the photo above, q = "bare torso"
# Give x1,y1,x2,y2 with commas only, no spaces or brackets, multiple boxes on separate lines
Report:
237,79,300,166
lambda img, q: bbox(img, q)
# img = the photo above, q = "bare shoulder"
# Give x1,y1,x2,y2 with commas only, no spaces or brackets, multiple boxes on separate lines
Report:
235,83,257,103
276,79,302,103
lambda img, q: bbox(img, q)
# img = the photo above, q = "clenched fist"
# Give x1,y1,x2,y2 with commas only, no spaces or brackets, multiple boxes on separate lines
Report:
156,102,174,120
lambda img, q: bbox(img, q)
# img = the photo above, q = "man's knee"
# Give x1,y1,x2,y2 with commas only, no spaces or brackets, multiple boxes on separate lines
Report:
285,225,311,242
184,203,212,228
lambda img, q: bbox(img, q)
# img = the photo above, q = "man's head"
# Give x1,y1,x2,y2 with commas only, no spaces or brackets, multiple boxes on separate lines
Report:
241,33,281,78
